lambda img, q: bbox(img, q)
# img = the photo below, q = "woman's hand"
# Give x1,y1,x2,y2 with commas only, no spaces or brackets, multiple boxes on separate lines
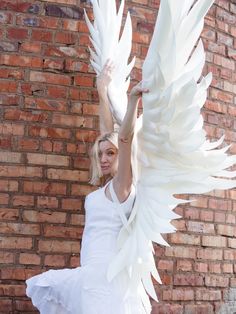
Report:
129,81,149,104
96,59,115,97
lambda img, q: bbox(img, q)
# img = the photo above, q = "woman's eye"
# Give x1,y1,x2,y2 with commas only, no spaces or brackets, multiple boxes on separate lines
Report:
108,151,114,156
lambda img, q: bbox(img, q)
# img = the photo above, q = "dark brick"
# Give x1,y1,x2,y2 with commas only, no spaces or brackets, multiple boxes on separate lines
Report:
0,41,19,52
27,4,40,14
22,17,39,27
45,4,84,20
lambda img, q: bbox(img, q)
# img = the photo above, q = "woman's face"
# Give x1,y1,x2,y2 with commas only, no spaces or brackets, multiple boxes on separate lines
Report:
98,140,118,176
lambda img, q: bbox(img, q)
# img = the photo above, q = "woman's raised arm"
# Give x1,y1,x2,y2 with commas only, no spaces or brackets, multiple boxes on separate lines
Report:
96,60,115,135
113,82,149,202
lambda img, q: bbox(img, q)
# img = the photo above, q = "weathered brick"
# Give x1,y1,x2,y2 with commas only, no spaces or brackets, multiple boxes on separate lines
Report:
23,181,66,195
44,254,66,267
30,70,71,85
28,125,71,139
38,239,80,253
47,168,89,182
45,4,83,19
22,210,66,224
0,236,32,250
202,235,227,247
0,41,19,52
0,53,42,68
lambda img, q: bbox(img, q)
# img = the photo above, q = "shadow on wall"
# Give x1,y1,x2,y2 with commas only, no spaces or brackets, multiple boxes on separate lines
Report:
218,289,236,314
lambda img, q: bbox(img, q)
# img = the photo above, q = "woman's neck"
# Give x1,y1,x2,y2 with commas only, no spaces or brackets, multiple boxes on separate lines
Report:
101,175,113,187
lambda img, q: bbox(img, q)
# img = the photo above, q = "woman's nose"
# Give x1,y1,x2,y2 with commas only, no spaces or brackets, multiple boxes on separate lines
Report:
100,154,107,163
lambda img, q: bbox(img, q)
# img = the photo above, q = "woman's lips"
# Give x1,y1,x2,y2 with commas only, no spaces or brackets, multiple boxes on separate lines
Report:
101,166,109,170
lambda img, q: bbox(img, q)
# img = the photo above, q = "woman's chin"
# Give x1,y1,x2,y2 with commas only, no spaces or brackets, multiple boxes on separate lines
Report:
101,169,111,176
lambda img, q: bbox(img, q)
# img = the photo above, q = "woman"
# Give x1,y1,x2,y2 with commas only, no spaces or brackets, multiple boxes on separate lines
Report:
25,60,149,313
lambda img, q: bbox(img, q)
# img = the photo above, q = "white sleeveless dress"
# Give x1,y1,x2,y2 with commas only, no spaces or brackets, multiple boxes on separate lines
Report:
25,180,147,313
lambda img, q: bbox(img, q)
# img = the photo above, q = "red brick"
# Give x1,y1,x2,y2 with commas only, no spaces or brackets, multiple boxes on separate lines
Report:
46,85,67,99
65,60,88,73
25,97,67,112
0,299,13,311
0,284,26,296
163,289,194,301
187,221,215,233
196,288,222,301
70,214,85,226
0,236,32,250
216,7,236,24
28,125,71,139
12,195,34,206
222,263,233,273
0,53,42,68
174,274,204,286
37,196,58,209
0,94,21,106
0,180,18,192
4,109,49,122
38,239,80,253
0,222,40,235
0,252,14,264
202,235,227,247
55,32,77,44
30,71,71,85
209,198,232,210
43,58,64,71
205,275,229,287
19,41,41,53
217,224,236,236
17,138,40,151
61,198,82,211
47,168,88,182
184,304,214,314
170,233,200,246
0,68,24,80
43,225,83,239
197,248,223,260
75,129,98,142
0,80,18,92
23,181,66,195
26,153,69,166
74,75,94,87
176,260,192,272
194,262,208,273
19,253,40,265
165,246,196,259
22,210,66,224
228,238,236,248
31,29,53,42
0,122,24,136
73,156,90,170
44,254,66,267
71,184,97,196
15,299,36,311
41,140,64,153
52,113,93,128
7,27,28,40
208,262,221,274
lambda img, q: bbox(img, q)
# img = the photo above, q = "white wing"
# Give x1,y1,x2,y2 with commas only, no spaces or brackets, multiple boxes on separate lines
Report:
107,0,236,308
84,0,135,125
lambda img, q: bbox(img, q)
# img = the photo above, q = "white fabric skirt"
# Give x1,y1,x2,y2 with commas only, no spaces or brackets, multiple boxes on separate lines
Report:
26,262,146,314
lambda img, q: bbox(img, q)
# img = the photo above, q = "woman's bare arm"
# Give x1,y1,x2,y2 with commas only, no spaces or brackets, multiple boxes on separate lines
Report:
96,60,114,135
113,82,149,202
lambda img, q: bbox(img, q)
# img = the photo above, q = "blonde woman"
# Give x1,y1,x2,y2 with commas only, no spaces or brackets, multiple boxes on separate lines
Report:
25,60,149,313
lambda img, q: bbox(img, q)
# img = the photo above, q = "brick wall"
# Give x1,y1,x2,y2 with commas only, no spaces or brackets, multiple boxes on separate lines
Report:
0,0,235,313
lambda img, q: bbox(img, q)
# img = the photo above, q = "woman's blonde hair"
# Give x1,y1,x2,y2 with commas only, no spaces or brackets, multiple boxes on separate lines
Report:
89,132,118,186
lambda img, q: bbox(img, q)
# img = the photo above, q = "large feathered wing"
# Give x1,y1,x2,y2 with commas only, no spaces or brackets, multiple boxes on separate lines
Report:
107,0,236,308
84,0,135,126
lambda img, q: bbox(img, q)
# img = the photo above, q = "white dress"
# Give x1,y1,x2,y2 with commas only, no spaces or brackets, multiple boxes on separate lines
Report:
25,180,147,313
